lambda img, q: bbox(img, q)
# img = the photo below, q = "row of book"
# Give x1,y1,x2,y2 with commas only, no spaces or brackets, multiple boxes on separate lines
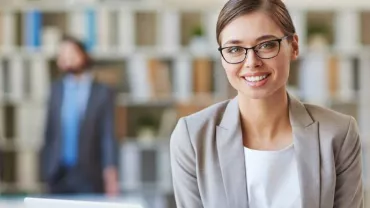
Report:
0,101,212,148
0,9,219,54
0,56,232,102
0,8,369,54
0,53,365,104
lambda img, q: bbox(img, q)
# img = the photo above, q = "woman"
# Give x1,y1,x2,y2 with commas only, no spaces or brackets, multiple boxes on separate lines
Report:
170,0,364,207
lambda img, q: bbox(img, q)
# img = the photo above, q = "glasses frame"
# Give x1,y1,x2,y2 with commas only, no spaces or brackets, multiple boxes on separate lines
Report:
218,35,291,64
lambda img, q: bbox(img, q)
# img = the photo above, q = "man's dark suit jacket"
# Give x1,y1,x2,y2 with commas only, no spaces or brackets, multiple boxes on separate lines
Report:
40,77,118,193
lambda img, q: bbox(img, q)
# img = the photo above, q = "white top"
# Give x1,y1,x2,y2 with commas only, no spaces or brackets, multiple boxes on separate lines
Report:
244,144,301,208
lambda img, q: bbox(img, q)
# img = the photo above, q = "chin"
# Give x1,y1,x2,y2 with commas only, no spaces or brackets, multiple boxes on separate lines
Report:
238,87,281,100
247,91,271,100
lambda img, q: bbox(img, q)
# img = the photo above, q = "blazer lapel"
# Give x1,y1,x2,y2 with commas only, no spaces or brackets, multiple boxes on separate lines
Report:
216,97,249,208
77,81,100,164
79,81,99,136
54,80,64,153
289,94,321,208
215,94,320,208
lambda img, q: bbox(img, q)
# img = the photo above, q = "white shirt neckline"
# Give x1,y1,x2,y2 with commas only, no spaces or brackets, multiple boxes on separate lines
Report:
244,143,302,208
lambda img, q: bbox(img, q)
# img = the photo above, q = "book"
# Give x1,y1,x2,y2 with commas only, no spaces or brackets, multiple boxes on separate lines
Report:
147,59,172,99
0,150,17,183
158,11,180,53
4,104,15,140
127,55,150,102
328,55,339,99
2,11,16,52
97,8,114,52
85,8,97,52
114,106,127,142
193,57,213,97
118,9,135,52
361,12,370,45
173,56,192,102
180,12,202,46
136,12,157,46
30,58,50,101
120,143,140,190
25,10,42,50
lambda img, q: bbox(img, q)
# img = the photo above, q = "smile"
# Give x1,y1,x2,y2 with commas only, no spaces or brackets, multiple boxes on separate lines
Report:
242,73,271,87
244,74,269,82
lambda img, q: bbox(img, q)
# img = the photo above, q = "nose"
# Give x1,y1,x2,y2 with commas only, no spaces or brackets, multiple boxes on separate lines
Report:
243,49,262,69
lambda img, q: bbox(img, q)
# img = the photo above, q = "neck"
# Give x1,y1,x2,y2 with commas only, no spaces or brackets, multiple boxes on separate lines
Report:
238,87,290,141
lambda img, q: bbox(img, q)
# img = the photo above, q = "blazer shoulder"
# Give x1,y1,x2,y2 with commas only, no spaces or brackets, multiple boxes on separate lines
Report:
304,103,354,126
304,103,359,142
304,103,351,122
179,99,231,137
184,99,230,123
94,81,115,93
171,99,231,150
90,82,115,103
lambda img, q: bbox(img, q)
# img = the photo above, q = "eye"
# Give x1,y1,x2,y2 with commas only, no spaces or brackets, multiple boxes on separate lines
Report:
226,46,243,54
258,41,278,50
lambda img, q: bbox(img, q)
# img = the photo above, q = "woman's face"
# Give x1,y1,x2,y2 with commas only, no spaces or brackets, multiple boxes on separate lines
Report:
219,11,299,100
57,41,87,73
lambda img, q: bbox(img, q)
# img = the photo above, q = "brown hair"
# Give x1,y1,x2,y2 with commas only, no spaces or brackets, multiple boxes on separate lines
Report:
216,0,296,46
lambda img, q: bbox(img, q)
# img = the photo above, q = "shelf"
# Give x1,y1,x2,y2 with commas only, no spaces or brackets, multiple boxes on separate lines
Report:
0,182,44,194
361,11,370,45
0,47,221,60
120,182,172,193
115,93,226,106
123,139,170,149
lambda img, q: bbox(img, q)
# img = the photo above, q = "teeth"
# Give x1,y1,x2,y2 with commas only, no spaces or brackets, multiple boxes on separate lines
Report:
245,75,268,82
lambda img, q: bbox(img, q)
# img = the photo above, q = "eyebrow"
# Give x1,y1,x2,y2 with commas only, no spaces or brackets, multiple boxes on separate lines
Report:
255,35,279,42
223,34,279,46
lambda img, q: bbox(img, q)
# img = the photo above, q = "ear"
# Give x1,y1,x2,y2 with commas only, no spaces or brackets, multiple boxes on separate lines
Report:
290,34,299,61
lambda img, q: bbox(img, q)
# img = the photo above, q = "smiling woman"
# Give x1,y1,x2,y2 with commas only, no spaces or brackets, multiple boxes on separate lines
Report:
170,0,364,208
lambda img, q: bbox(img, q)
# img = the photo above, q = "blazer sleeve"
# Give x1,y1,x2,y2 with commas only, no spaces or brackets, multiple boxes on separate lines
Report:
334,117,364,208
170,118,203,208
100,87,118,169
40,85,54,181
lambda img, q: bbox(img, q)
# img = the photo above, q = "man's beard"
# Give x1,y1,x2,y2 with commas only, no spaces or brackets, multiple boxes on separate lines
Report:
64,67,85,75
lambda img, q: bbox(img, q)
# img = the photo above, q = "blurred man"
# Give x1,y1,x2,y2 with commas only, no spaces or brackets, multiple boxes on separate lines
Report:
40,35,119,196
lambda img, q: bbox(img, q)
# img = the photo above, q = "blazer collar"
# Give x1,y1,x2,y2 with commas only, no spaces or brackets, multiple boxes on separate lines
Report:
216,93,320,208
218,93,314,130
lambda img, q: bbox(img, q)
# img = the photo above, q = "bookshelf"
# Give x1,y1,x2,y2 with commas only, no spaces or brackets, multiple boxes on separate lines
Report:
0,1,370,207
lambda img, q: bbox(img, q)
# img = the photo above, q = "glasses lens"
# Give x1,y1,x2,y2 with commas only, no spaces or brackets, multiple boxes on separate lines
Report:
255,40,280,59
221,46,246,64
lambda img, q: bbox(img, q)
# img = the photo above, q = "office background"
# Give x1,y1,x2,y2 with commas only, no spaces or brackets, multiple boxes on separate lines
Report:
0,0,370,207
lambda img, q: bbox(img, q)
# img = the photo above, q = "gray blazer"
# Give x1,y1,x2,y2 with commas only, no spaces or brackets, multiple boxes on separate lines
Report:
40,78,118,191
170,94,363,208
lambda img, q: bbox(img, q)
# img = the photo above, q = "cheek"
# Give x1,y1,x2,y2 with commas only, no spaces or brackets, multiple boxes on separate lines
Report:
74,57,84,66
271,53,290,80
73,53,86,66
222,60,241,79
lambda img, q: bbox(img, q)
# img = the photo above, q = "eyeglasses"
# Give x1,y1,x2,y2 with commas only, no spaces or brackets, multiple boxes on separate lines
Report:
218,35,291,64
